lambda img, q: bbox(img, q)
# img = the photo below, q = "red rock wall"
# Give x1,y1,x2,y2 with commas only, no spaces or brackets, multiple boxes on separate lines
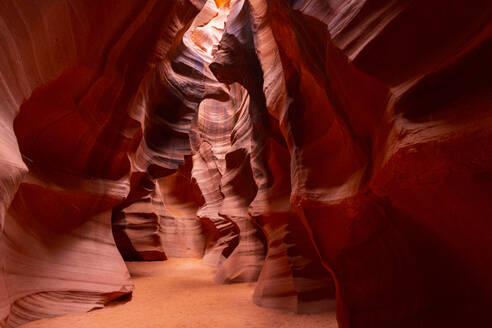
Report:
1,0,491,327
0,1,204,326
255,0,492,327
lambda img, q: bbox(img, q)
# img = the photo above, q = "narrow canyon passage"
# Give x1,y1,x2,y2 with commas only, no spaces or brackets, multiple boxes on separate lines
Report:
20,259,337,328
1,0,492,327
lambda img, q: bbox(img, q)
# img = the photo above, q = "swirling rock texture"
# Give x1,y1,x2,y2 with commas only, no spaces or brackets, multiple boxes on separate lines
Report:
0,0,203,326
1,0,491,328
154,158,207,258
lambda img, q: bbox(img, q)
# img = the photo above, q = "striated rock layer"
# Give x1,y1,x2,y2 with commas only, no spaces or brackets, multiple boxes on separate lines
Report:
0,0,204,326
1,0,492,327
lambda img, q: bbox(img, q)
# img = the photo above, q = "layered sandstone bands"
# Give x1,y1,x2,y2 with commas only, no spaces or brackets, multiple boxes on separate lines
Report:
0,1,203,326
1,0,491,327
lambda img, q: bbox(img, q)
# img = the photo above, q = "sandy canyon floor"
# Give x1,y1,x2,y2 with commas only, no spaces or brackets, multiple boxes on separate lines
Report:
20,258,338,328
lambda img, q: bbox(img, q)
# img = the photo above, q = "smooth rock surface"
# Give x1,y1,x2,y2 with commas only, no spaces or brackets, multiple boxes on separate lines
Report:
1,0,491,327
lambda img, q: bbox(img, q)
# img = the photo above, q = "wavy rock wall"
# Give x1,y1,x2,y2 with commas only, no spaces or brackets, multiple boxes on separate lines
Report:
257,0,492,327
0,0,203,326
1,0,491,327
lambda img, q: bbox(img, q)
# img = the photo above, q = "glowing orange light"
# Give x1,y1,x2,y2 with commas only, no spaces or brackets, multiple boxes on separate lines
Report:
214,0,229,8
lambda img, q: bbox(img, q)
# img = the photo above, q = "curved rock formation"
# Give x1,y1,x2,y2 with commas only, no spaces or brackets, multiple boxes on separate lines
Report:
256,0,492,326
1,0,491,327
155,157,206,258
0,0,203,326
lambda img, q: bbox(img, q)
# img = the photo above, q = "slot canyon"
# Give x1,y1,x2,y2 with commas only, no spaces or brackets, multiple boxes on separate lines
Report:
0,0,491,327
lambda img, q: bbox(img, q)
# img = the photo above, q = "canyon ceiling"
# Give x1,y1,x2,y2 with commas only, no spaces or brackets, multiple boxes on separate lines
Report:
1,0,491,327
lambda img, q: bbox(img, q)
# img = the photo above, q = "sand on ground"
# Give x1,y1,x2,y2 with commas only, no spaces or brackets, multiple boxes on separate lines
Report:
20,258,338,328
